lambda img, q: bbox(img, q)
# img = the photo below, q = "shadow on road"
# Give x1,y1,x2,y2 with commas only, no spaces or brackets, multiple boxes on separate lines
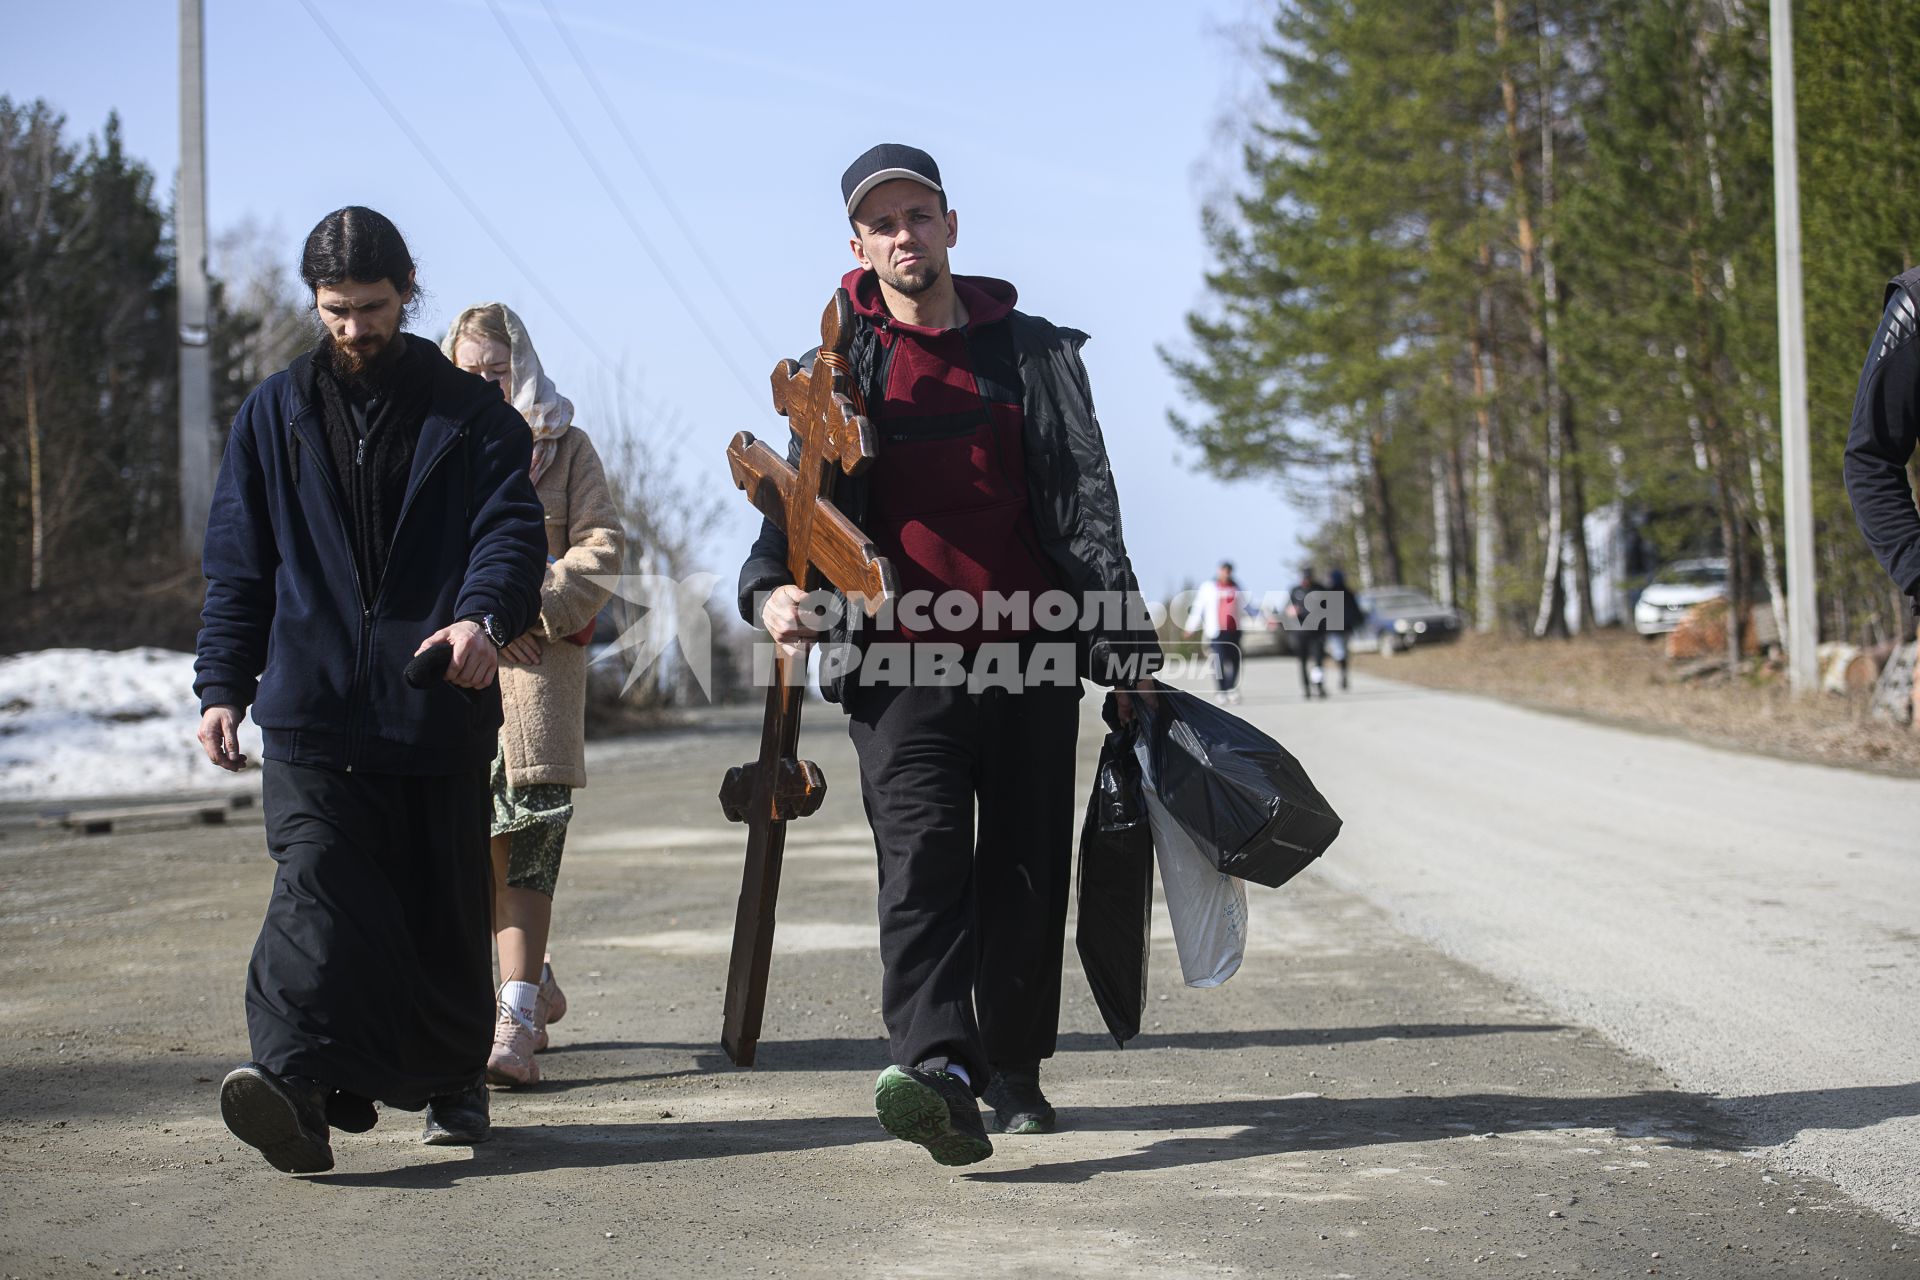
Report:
963,1082,1920,1186
299,1082,1920,1189
18,1029,1915,1190
549,1022,1564,1072
308,1115,884,1189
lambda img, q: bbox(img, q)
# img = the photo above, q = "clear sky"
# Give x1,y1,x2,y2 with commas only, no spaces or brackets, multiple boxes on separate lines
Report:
5,0,1308,610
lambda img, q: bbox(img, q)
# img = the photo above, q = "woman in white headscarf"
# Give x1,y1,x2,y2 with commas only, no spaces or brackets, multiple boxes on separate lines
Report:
444,303,624,1087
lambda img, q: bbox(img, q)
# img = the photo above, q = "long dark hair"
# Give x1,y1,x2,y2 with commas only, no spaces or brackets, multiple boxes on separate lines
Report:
299,206,422,316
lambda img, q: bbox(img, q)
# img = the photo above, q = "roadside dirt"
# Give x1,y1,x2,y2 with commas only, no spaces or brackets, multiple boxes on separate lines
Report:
1354,629,1920,778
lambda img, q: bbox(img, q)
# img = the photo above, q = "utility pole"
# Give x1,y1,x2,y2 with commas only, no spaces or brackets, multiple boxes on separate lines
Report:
1770,0,1818,695
178,0,214,557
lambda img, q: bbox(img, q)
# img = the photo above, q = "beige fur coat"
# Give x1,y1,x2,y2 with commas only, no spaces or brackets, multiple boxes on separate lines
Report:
498,428,623,789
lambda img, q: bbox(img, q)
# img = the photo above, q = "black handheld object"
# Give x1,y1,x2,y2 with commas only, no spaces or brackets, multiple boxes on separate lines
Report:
404,641,455,690
1131,682,1343,888
1075,702,1154,1048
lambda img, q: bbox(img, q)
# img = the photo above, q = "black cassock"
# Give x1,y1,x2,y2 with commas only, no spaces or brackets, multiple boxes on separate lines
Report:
246,759,493,1109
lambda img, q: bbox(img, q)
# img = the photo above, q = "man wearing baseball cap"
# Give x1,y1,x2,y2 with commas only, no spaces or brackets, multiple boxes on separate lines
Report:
738,143,1161,1165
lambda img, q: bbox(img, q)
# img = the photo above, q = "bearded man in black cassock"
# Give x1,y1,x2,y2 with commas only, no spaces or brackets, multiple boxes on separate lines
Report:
193,207,545,1172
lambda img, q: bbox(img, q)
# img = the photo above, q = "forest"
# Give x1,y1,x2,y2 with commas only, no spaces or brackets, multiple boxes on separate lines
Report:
0,98,307,648
1167,0,1920,653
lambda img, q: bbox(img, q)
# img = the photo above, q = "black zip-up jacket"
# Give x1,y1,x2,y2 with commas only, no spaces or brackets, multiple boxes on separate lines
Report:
1845,266,1920,598
736,299,1163,707
193,335,546,774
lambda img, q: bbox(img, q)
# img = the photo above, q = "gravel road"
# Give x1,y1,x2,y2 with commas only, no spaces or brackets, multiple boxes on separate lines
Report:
0,657,1914,1277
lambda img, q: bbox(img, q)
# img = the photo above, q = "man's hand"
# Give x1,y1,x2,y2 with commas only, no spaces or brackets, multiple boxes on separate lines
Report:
416,619,499,689
761,584,821,660
197,705,248,772
502,632,543,666
1113,678,1160,725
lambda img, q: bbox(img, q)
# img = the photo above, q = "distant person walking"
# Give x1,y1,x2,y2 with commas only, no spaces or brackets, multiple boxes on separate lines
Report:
1845,266,1920,640
1288,566,1330,699
194,208,545,1172
1324,568,1361,693
1183,561,1249,703
444,303,624,1088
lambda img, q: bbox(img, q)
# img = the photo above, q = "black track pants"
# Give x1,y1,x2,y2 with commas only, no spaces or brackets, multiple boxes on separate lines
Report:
846,679,1082,1089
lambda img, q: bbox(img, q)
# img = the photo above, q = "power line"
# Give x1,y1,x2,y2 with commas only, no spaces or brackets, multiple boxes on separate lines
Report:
537,0,782,363
293,0,635,399
485,0,766,415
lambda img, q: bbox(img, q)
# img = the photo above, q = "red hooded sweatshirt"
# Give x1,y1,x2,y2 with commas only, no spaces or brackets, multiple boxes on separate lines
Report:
844,266,1060,648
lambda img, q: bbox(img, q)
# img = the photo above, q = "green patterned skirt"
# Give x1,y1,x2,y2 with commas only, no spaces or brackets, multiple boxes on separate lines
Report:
490,744,574,898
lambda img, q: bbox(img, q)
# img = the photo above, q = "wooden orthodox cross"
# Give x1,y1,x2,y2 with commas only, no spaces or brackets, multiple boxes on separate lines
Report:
717,289,895,1067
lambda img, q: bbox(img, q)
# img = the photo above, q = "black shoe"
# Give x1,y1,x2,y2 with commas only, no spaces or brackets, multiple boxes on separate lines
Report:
219,1063,334,1174
983,1068,1057,1135
421,1084,490,1146
874,1065,992,1166
325,1090,378,1134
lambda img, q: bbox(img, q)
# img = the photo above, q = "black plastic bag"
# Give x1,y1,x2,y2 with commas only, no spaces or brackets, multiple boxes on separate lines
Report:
1132,684,1342,889
1074,699,1154,1047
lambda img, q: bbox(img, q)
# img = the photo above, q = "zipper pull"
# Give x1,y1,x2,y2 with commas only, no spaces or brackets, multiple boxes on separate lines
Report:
355,436,367,466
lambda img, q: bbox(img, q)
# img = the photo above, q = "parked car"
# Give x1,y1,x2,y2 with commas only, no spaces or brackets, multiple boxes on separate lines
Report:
1631,557,1728,636
1236,614,1284,658
1359,586,1463,655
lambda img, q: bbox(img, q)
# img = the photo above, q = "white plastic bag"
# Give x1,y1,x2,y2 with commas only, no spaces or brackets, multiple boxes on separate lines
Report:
1134,735,1248,988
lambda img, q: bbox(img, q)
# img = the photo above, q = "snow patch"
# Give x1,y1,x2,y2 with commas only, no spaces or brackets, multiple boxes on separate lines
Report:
0,648,262,802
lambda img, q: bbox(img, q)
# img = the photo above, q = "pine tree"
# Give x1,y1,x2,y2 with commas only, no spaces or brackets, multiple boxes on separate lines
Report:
0,98,306,647
1796,0,1920,645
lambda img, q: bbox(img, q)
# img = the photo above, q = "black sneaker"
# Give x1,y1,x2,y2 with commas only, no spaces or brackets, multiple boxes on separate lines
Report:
325,1090,378,1134
873,1065,992,1166
983,1068,1057,1135
219,1063,334,1174
421,1084,490,1146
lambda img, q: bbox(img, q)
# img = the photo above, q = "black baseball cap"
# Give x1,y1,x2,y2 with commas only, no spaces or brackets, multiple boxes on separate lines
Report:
841,143,943,217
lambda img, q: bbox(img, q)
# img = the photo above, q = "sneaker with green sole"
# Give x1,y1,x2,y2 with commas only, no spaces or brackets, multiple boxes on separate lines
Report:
874,1065,993,1166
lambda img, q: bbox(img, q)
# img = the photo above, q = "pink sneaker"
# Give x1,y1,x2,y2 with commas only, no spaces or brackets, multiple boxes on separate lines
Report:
534,959,567,1054
486,1004,541,1087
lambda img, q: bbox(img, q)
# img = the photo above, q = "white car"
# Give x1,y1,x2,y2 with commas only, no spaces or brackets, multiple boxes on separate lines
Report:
1632,557,1728,636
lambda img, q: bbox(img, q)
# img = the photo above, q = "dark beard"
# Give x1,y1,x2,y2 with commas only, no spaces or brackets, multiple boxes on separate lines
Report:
327,328,407,392
879,259,944,298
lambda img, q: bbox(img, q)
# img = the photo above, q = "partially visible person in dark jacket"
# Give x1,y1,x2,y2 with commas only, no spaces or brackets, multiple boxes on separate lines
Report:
193,207,544,1174
1325,568,1361,692
1845,267,1920,628
1288,566,1330,699
739,144,1160,1167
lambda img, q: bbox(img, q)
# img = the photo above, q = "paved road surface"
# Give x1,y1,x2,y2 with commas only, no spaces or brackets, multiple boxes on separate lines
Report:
0,656,1914,1277
1296,665,1920,1228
